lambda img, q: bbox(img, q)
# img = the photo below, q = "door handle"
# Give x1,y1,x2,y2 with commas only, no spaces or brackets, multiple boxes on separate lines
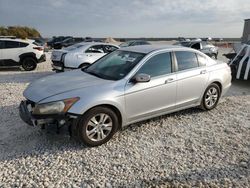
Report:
165,78,174,84
200,70,207,74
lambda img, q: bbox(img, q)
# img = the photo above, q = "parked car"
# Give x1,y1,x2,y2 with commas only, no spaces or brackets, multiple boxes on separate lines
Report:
51,42,119,72
19,45,231,146
0,38,46,71
119,40,151,47
31,37,46,46
53,37,85,49
47,36,72,49
174,40,218,59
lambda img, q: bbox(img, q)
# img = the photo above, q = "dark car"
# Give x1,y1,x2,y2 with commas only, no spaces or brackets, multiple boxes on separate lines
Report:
53,37,84,49
119,40,151,47
47,36,72,48
30,38,46,46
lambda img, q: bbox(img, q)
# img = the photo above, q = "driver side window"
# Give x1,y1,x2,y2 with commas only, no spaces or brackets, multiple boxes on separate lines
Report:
137,52,172,78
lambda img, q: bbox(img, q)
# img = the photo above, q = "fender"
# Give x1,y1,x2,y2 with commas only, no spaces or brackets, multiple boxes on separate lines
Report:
19,52,37,62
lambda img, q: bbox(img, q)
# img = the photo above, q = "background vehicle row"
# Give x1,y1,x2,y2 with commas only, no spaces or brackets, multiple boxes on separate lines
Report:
51,42,119,72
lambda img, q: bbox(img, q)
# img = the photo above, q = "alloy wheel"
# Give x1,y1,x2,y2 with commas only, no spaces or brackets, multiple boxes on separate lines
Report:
86,113,113,142
205,87,218,108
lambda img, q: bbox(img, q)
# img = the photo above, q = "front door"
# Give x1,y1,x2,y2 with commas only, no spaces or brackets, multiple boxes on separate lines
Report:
125,52,177,123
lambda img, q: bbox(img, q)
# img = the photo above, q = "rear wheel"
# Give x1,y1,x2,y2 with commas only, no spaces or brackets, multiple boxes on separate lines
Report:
201,83,221,110
73,107,119,147
22,57,37,71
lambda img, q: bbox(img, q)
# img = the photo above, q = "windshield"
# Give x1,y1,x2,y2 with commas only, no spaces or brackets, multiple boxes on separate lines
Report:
84,50,145,80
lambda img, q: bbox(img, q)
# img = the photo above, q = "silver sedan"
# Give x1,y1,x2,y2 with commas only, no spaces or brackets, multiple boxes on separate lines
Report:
19,45,232,146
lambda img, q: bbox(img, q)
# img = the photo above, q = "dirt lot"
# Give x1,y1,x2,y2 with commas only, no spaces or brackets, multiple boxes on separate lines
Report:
0,49,249,187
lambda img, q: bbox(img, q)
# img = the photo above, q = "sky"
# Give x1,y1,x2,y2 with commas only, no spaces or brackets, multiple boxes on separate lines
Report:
0,0,249,38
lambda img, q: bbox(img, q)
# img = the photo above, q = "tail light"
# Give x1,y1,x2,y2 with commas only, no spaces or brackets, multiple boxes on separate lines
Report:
61,53,67,62
33,47,44,51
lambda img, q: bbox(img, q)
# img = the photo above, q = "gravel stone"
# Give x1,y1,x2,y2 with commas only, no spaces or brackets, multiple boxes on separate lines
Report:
0,51,249,187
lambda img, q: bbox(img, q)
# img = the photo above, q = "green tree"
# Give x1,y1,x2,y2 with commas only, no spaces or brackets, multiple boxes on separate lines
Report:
0,26,41,38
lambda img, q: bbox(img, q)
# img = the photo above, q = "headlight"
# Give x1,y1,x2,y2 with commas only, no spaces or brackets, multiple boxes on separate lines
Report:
33,97,79,115
210,47,217,52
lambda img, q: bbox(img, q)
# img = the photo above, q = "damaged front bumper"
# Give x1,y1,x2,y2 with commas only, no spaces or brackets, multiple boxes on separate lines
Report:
19,100,78,127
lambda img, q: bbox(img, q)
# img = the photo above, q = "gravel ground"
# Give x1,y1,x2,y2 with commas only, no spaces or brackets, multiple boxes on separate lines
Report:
0,50,249,187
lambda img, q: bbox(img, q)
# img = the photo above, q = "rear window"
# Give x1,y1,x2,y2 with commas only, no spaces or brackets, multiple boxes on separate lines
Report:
175,51,199,71
0,41,4,49
197,54,207,66
20,42,29,47
2,41,28,48
5,41,20,48
32,42,40,46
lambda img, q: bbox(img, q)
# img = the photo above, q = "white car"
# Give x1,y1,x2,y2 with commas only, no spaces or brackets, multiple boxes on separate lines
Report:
0,38,46,71
51,42,119,72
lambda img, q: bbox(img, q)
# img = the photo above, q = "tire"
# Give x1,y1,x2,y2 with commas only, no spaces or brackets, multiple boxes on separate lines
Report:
211,53,217,59
78,63,90,69
200,83,221,110
74,107,119,147
21,57,37,71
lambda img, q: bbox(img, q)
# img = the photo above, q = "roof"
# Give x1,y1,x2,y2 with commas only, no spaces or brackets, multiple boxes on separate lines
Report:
77,41,119,47
120,45,185,54
0,38,34,43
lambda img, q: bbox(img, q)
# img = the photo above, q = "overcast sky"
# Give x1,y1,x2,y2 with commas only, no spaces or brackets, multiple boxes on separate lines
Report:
0,0,249,38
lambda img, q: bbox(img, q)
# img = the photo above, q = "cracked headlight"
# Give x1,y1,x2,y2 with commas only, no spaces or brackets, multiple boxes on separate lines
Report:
33,97,79,115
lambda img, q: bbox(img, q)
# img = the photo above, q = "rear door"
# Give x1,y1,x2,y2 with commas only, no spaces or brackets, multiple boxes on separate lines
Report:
174,51,209,108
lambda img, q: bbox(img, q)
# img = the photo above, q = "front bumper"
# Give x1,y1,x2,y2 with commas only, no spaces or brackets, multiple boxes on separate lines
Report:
19,100,77,127
38,54,46,63
51,61,75,72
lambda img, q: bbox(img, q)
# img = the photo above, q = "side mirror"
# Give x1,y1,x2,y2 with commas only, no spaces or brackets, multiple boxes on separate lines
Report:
132,73,151,83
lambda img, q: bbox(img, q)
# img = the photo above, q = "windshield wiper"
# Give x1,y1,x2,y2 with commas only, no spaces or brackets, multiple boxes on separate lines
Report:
84,70,103,79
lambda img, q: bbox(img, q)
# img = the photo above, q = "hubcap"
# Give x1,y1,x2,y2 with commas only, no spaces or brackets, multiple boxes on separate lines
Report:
205,87,218,108
86,113,113,142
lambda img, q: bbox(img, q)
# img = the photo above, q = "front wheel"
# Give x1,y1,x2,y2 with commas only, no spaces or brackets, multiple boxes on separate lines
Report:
211,53,217,59
201,83,221,110
73,107,119,147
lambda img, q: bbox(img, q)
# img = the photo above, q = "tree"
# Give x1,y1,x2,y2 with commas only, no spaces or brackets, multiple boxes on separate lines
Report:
0,26,41,38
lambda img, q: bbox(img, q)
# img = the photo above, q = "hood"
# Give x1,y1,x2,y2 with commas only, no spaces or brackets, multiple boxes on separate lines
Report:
24,70,112,102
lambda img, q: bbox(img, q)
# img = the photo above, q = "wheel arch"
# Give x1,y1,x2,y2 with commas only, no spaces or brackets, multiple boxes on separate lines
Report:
19,52,38,62
81,104,123,130
208,81,222,94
